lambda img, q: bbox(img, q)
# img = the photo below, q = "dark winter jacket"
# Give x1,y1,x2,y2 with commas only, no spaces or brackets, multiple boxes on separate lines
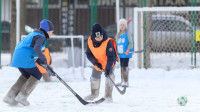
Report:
85,29,116,71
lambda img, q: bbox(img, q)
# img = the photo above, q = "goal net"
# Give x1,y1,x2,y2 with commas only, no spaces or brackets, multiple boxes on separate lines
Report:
134,7,200,70
21,35,85,79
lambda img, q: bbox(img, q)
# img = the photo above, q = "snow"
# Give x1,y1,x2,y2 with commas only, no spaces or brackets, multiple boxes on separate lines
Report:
1,53,200,112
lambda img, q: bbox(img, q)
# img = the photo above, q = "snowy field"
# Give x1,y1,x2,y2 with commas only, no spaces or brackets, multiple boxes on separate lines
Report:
1,53,200,112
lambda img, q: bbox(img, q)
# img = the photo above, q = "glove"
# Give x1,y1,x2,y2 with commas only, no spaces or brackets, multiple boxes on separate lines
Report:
39,63,55,76
46,66,55,76
94,62,102,70
36,58,47,66
36,58,48,69
104,69,111,77
40,63,48,69
36,59,54,76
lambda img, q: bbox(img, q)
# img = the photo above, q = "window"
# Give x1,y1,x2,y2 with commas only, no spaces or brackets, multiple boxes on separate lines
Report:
49,0,59,5
27,0,40,5
77,0,89,4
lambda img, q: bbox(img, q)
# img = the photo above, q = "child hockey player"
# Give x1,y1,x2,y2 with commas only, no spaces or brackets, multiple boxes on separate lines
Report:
85,24,117,102
3,19,54,106
115,18,133,87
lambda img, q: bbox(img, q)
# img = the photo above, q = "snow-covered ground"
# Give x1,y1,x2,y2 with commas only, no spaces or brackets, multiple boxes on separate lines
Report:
1,53,200,112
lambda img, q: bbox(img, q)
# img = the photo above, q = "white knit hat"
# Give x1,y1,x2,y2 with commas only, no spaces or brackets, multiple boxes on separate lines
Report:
118,18,127,28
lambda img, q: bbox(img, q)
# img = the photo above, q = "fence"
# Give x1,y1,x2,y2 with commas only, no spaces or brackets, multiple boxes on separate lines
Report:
134,7,200,70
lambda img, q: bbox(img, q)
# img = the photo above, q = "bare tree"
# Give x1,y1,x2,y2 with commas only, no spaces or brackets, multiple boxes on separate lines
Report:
20,0,26,37
10,0,16,60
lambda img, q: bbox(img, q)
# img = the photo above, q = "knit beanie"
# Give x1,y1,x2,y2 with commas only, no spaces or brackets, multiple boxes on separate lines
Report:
40,19,54,32
118,18,127,28
91,24,103,38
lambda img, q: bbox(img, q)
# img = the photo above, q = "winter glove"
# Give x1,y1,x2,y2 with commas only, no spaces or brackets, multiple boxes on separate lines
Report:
94,62,103,70
36,58,47,65
40,64,55,76
104,69,111,77
46,66,55,76
40,63,48,69
36,58,49,72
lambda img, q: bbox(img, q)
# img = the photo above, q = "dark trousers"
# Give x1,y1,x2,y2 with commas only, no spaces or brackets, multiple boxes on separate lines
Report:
120,58,130,67
18,67,42,80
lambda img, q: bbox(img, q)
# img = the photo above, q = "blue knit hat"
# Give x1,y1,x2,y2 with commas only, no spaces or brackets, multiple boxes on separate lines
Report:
40,19,54,32
91,24,103,38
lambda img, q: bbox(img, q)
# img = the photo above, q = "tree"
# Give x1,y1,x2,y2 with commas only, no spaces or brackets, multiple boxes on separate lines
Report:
20,0,26,38
10,0,16,60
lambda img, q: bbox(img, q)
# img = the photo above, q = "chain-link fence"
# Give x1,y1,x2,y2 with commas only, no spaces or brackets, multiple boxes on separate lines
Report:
134,7,200,70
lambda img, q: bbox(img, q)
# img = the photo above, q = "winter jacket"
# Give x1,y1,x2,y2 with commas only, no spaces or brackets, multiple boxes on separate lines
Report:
85,30,116,72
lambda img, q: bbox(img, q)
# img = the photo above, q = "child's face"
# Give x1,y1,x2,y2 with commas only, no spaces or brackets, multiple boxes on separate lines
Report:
95,35,103,42
120,24,126,31
47,31,53,37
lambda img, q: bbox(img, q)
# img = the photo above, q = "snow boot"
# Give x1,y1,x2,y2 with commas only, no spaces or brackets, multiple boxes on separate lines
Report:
121,67,129,87
42,73,52,82
3,75,27,105
116,67,125,86
85,78,101,100
104,74,115,103
15,75,39,106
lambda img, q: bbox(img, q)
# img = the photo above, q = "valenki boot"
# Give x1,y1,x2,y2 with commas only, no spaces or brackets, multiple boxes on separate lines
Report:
121,67,129,87
42,73,52,82
85,78,101,100
116,67,125,86
15,75,39,106
104,74,115,102
3,75,27,105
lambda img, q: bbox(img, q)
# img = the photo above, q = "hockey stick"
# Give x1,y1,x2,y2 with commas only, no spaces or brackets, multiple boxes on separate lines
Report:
46,65,105,105
107,75,126,95
132,42,152,53
118,42,152,54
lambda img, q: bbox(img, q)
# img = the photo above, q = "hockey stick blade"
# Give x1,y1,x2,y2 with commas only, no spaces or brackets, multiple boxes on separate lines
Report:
107,75,126,95
76,94,105,105
46,65,105,105
133,42,152,53
85,98,105,105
